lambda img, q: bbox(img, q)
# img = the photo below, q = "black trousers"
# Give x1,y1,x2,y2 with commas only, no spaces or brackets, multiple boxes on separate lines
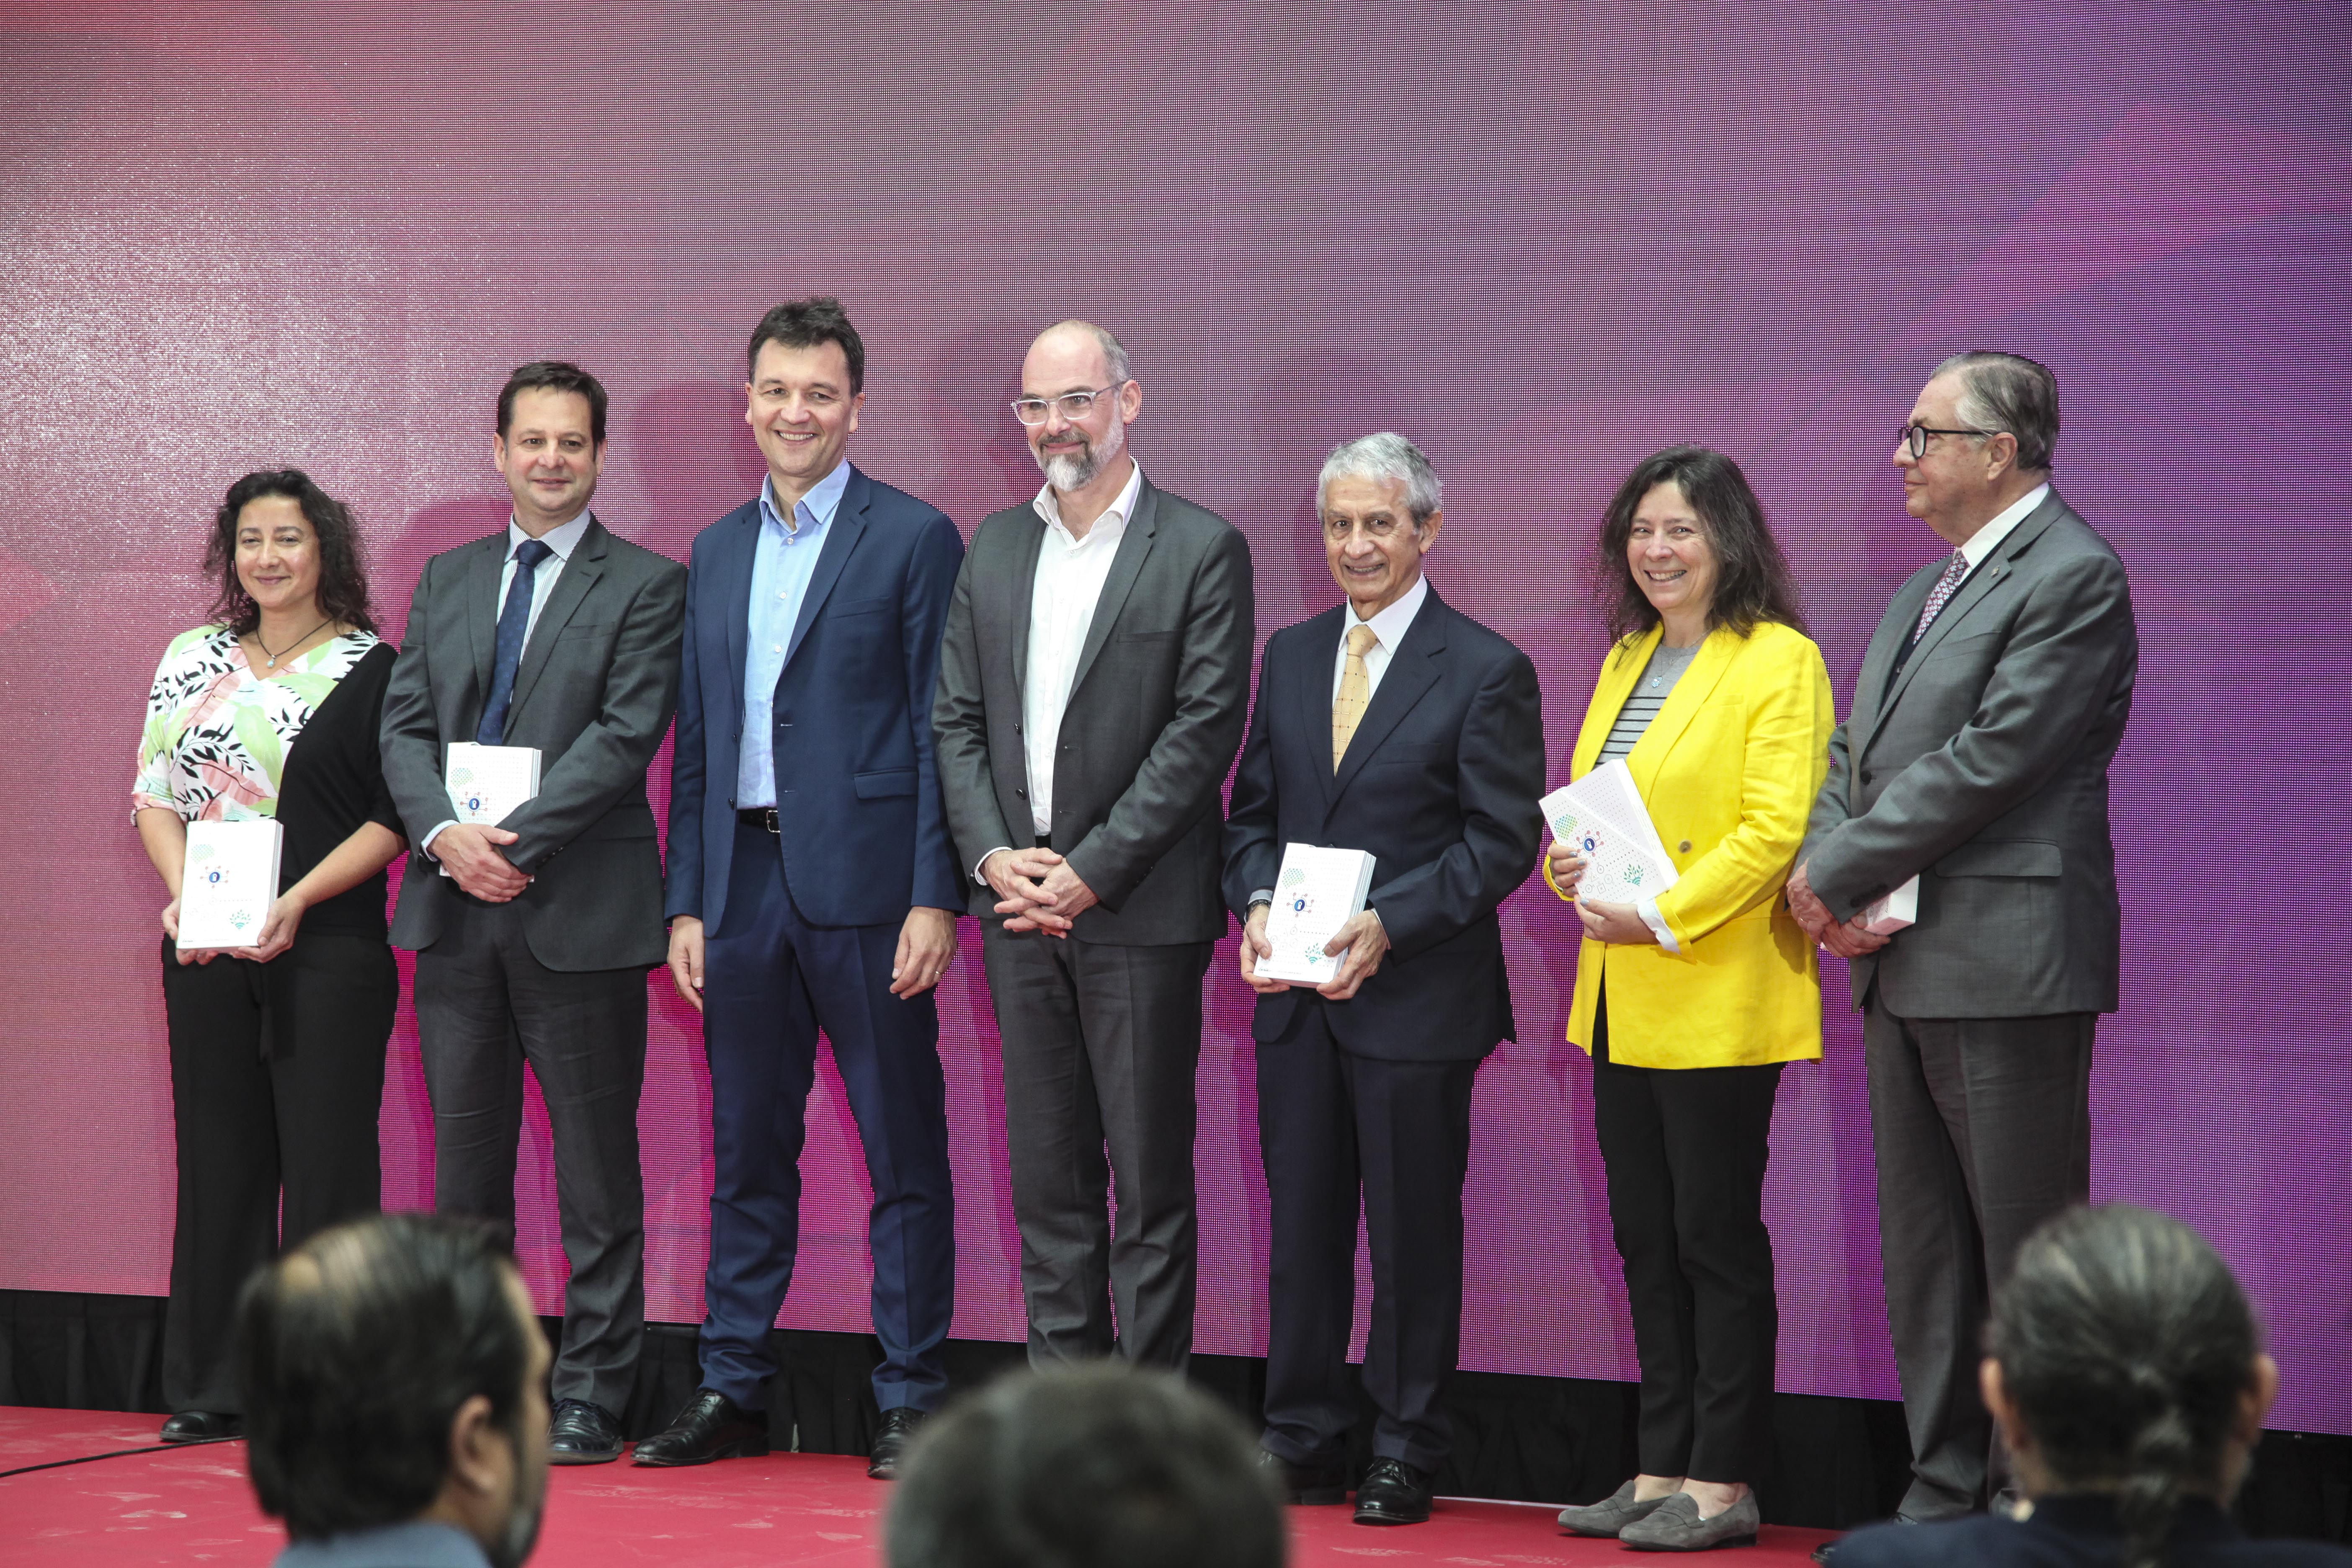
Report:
1591,998,1785,1485
980,923,1210,1371
415,898,649,1415
1257,1003,1479,1475
159,931,396,1413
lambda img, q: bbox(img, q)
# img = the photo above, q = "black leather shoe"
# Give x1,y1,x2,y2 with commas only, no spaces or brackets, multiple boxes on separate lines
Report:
632,1389,769,1467
868,1407,928,1479
1258,1447,1349,1505
159,1411,242,1443
548,1399,624,1465
1352,1457,1432,1525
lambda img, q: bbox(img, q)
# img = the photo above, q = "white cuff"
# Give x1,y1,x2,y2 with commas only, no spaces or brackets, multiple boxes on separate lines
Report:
420,820,458,858
975,846,1016,885
1637,897,1679,954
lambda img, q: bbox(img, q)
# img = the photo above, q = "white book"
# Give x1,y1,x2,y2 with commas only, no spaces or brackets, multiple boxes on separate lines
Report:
178,819,284,952
445,743,541,826
1258,843,1378,986
1862,875,1919,936
1537,758,1681,905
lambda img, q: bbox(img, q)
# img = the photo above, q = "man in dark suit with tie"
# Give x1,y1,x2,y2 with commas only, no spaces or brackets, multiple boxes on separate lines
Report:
1788,352,2138,1527
381,361,687,1464
634,298,965,1480
932,320,1254,1373
1223,433,1545,1526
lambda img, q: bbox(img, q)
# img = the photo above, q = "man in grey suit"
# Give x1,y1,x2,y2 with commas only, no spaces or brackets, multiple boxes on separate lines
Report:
1788,351,2137,1523
932,320,1253,1369
381,361,687,1464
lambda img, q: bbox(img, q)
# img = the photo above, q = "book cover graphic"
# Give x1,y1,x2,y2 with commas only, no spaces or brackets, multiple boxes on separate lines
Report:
445,743,541,825
1538,759,1679,904
177,818,284,950
1259,844,1377,985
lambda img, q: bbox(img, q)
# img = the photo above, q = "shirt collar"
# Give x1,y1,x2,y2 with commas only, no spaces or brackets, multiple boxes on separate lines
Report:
1033,457,1143,547
274,1520,492,1568
761,458,854,537
1347,570,1430,652
507,510,593,563
1959,482,2049,570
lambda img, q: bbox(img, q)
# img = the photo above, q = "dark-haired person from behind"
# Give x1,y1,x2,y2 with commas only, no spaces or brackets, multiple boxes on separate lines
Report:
886,1362,1286,1568
1545,447,1832,1550
239,1212,552,1568
133,469,407,1443
380,361,687,1462
1832,1204,2349,1568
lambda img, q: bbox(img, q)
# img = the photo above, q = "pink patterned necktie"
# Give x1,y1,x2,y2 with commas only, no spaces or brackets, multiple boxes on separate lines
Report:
1911,549,1971,643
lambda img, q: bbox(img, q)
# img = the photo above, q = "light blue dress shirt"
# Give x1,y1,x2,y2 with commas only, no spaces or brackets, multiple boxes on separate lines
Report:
273,1520,490,1568
737,459,853,808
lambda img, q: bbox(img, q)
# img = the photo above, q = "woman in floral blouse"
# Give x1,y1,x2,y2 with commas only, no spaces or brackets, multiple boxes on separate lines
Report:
132,469,407,1443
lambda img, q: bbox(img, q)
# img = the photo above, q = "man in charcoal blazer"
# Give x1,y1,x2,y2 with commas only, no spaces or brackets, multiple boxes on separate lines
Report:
1224,434,1545,1526
636,299,965,1480
381,361,686,1464
1789,352,2137,1525
931,320,1253,1372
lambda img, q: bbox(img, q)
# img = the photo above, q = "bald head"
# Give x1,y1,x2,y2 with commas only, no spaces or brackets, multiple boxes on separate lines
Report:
1029,319,1132,386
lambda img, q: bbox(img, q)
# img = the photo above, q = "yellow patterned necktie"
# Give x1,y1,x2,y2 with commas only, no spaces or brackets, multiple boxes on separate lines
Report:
1332,623,1377,770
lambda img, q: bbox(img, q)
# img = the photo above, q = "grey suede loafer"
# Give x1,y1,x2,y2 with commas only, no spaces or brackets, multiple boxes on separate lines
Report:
1557,1478,1673,1537
1620,1491,1761,1551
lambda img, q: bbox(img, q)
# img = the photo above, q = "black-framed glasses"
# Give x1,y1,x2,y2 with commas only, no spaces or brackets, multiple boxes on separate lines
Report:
1898,423,1992,460
1011,383,1127,425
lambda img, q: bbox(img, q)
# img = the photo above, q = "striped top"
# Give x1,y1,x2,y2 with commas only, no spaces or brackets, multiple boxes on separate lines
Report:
1596,639,1703,763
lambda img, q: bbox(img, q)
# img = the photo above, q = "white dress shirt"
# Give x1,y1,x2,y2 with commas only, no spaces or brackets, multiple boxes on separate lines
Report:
1018,458,1143,838
1329,571,1429,704
420,510,592,859
1954,482,2048,581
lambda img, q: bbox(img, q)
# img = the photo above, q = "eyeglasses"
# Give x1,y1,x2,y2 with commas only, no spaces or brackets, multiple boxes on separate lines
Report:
1010,384,1127,425
1898,423,1992,460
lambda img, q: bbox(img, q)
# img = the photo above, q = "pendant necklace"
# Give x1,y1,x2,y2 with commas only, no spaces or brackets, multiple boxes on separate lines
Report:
254,616,333,670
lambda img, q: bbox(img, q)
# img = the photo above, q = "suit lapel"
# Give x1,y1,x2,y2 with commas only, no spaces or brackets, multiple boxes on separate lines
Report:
465,533,505,705
1005,508,1046,697
1065,482,1158,701
1572,627,1659,779
1870,493,2066,738
1330,588,1448,807
782,469,869,674
503,518,607,728
717,503,760,725
1622,627,1737,799
1847,562,1942,762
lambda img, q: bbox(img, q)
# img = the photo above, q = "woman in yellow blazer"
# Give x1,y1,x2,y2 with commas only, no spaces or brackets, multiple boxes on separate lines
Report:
1547,447,1833,1552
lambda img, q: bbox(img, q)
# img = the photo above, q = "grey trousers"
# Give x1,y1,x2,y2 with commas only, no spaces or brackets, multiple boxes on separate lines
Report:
1865,1001,2094,1520
980,925,1210,1371
415,897,648,1416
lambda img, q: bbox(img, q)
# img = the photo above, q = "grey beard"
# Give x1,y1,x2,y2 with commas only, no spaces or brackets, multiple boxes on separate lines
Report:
1035,415,1126,493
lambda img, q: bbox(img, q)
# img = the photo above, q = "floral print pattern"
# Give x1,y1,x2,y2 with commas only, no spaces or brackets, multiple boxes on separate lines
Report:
132,624,381,822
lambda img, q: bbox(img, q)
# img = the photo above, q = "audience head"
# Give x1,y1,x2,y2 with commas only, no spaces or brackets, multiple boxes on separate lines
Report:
1017,320,1140,493
493,360,607,531
1596,445,1802,647
1898,350,2058,542
886,1361,1285,1568
237,1212,551,1568
743,297,866,495
205,468,375,638
1984,1203,2277,1568
1319,431,1444,621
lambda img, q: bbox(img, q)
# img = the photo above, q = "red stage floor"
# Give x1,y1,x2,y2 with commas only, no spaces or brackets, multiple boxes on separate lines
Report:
0,1406,1834,1565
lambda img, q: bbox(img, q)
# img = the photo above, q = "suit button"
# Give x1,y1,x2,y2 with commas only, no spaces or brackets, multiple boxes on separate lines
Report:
1677,839,1692,854
1016,788,1027,798
1861,769,1875,785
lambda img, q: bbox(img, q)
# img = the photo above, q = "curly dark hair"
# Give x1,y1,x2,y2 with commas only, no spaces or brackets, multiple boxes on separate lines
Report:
1595,445,1805,652
204,469,376,637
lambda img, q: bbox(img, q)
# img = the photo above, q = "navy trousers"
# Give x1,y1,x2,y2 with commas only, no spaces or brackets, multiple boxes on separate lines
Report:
699,821,956,1413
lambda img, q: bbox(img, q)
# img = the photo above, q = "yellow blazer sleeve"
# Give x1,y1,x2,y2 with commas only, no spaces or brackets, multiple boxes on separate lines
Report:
1651,632,1834,951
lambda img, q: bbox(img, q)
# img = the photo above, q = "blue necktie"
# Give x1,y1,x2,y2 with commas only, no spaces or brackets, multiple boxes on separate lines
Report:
477,538,553,745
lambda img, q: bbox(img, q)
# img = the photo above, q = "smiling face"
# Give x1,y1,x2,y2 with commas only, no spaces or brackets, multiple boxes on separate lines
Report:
1896,369,2013,543
234,495,323,622
1626,479,1717,633
1321,472,1439,619
493,388,602,534
1020,325,1138,493
745,338,862,499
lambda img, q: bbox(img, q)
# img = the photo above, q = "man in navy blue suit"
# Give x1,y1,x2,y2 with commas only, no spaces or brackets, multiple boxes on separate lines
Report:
636,298,966,1480
1223,433,1545,1526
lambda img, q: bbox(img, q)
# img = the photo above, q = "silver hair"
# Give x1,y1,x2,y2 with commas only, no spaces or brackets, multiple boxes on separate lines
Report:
1038,319,1132,385
1934,350,2060,472
1317,432,1442,524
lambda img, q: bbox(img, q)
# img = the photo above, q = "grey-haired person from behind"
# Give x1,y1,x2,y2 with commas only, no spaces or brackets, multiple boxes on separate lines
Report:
1830,1203,2349,1568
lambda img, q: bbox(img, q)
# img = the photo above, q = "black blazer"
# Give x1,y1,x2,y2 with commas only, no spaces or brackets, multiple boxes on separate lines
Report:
1222,586,1545,1062
932,477,1254,946
1834,1495,2352,1567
